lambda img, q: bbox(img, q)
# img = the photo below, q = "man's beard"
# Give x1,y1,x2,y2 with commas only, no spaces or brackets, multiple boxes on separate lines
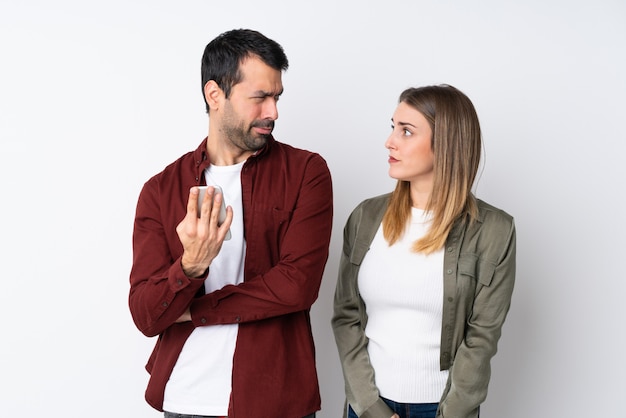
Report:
222,104,274,152
223,121,272,152
246,119,274,150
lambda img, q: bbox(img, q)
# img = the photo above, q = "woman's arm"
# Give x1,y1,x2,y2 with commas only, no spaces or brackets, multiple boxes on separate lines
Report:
331,202,395,418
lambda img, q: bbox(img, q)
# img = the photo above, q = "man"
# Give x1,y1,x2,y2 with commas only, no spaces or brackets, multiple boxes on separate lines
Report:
129,29,333,418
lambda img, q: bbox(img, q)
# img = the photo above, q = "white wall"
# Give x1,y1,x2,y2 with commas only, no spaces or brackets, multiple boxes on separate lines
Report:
1,0,624,416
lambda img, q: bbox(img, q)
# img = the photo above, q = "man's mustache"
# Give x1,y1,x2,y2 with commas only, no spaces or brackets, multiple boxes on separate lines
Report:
252,120,275,129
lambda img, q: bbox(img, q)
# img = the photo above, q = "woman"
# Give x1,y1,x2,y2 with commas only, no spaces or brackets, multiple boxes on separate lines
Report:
332,85,516,418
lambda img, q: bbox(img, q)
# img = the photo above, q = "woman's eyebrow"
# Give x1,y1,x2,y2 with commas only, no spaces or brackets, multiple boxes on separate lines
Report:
392,118,416,128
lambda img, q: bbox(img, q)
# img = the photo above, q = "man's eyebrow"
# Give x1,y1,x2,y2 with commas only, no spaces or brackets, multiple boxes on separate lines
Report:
253,89,283,97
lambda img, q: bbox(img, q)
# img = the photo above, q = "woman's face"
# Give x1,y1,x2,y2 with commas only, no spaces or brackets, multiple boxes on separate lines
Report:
385,101,434,186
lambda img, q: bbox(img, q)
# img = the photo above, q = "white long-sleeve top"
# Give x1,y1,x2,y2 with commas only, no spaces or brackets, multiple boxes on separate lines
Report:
358,207,449,403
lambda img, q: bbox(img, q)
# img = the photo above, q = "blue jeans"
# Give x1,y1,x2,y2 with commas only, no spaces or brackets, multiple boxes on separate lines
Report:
348,398,438,418
164,412,315,418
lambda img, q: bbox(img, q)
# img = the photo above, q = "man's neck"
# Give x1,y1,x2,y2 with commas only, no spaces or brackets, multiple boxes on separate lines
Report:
206,136,254,166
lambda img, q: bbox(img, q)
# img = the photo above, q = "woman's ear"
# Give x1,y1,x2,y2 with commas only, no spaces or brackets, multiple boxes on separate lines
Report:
203,80,222,112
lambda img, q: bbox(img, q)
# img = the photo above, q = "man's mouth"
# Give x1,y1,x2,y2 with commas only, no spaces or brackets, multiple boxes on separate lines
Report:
254,126,273,135
252,121,274,135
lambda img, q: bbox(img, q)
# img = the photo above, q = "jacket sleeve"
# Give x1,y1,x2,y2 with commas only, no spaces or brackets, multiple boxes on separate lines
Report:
128,178,206,337
188,154,333,326
331,203,395,418
438,218,517,417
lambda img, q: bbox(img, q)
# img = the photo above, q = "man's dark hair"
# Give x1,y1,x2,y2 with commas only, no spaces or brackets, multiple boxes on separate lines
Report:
201,29,289,113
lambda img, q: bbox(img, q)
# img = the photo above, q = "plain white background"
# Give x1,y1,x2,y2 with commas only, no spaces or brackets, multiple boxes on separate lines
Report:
1,0,624,416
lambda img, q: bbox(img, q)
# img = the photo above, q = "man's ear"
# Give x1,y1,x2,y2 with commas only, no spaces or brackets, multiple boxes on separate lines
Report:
203,80,222,112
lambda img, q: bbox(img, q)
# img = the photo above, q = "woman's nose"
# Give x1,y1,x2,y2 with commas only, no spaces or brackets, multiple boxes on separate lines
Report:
385,134,395,149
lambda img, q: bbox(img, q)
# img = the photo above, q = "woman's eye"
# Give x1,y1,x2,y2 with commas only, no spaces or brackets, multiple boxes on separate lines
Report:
391,124,411,136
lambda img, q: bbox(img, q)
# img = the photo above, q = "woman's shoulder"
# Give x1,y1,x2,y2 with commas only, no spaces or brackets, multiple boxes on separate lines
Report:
354,193,391,213
476,198,514,224
473,198,516,243
352,193,391,215
344,193,390,229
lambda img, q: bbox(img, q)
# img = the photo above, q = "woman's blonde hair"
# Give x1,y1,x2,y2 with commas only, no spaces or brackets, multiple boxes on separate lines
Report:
382,84,482,254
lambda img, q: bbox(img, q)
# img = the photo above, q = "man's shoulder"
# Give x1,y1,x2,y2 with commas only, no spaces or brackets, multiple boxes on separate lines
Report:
146,150,194,183
146,139,206,184
265,139,330,172
270,139,322,158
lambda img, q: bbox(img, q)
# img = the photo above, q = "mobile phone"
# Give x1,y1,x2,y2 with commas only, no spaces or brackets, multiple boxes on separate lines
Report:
197,185,231,240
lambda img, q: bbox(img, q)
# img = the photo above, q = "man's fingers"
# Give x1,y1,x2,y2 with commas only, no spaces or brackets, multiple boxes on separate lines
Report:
200,186,217,219
221,205,234,228
210,190,223,223
191,186,218,220
187,186,201,218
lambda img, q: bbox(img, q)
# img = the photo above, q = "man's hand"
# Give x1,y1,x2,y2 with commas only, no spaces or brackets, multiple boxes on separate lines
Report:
176,186,233,278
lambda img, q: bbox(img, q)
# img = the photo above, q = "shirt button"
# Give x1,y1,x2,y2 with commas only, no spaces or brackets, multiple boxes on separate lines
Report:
235,316,241,322
176,279,183,286
446,269,453,274
448,297,454,302
200,318,207,324
161,301,168,307
447,247,453,252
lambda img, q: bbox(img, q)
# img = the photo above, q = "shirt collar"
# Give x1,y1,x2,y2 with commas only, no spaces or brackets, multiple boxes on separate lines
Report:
193,135,276,168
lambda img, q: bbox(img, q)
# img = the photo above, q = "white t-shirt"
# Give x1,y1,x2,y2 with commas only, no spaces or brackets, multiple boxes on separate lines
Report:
163,162,245,415
358,207,448,403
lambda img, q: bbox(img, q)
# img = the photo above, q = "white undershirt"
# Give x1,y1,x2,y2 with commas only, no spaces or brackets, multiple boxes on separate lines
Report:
163,162,245,415
358,207,448,403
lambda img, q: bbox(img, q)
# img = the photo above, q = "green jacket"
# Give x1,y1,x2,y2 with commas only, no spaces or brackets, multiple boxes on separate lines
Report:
331,194,516,418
